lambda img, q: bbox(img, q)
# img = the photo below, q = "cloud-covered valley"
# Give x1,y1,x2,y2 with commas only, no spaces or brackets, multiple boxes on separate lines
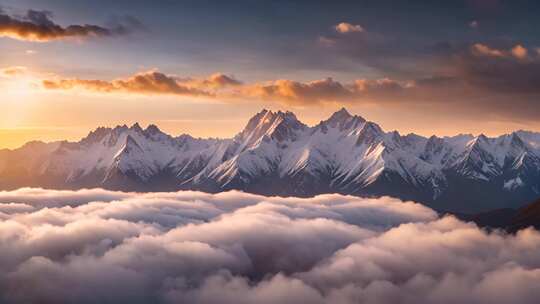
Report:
0,188,539,303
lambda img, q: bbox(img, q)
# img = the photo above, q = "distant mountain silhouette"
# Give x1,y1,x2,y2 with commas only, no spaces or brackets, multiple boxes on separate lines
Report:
456,197,540,231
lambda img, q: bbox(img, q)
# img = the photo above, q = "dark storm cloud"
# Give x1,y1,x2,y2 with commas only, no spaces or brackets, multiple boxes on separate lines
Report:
0,9,141,41
316,24,425,76
415,42,540,120
1,188,540,303
458,43,540,94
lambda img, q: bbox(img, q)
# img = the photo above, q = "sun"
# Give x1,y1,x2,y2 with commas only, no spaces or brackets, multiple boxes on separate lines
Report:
0,74,41,130
2,76,39,99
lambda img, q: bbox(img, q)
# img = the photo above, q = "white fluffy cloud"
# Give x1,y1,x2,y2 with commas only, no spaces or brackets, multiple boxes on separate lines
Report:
0,188,539,303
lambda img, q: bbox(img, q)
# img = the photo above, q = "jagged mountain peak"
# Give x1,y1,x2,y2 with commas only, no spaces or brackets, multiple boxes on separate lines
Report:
247,109,301,125
329,107,352,120
422,135,445,157
130,122,143,133
80,126,113,145
475,133,490,144
113,124,129,132
508,132,527,147
82,123,174,147
463,134,491,152
321,107,366,131
5,109,540,213
145,124,162,134
236,109,307,146
355,121,384,145
328,107,363,121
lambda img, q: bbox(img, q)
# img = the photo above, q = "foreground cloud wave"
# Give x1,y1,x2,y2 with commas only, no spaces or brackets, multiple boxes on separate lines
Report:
0,188,539,303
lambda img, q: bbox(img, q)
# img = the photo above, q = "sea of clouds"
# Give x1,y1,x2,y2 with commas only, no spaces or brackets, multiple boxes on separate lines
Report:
0,188,539,303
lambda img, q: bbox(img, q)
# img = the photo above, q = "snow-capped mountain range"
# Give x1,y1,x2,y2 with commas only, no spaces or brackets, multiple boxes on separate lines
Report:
2,108,540,213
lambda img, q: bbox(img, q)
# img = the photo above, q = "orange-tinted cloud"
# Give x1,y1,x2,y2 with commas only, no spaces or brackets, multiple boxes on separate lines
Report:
38,42,540,121
1,66,27,76
42,71,243,97
42,69,411,105
241,78,352,105
471,43,505,57
472,43,531,60
43,71,209,96
179,73,242,89
0,9,141,42
237,77,410,106
511,44,528,60
334,22,364,33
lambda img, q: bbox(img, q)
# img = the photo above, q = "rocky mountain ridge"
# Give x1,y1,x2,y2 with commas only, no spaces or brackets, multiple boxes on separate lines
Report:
2,108,540,213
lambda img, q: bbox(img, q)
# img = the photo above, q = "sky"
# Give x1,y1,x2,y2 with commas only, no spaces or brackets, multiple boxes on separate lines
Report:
1,0,540,148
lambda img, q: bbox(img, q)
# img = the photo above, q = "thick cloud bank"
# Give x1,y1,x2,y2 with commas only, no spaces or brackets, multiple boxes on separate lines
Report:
0,188,539,303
